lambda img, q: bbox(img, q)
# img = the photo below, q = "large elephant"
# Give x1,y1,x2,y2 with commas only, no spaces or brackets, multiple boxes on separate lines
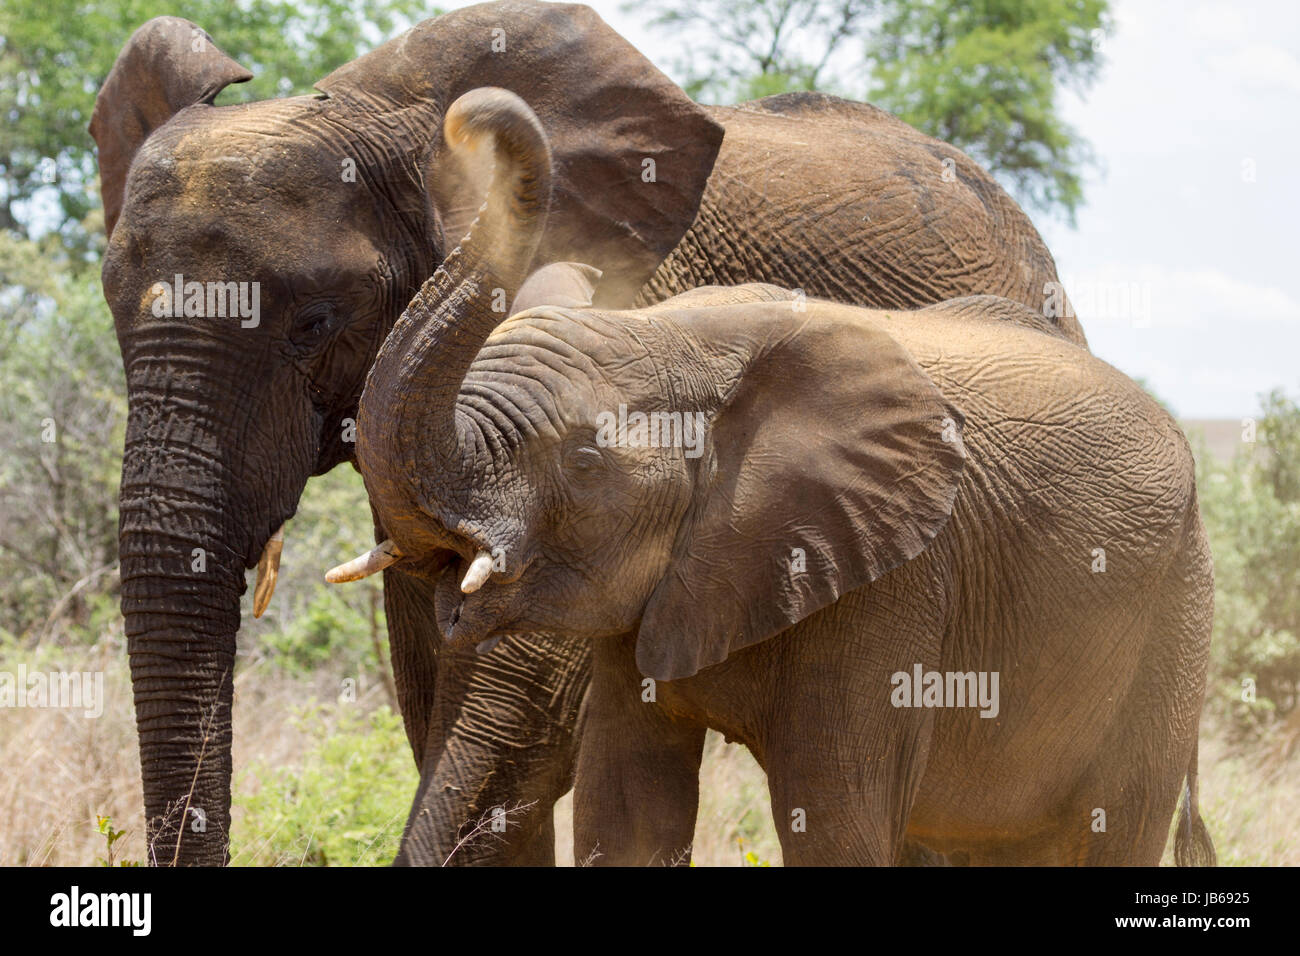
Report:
340,89,1216,866
93,1,1082,864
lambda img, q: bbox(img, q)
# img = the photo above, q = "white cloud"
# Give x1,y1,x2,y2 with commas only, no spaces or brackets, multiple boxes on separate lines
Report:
1190,2,1251,44
1209,44,1300,94
1063,263,1300,329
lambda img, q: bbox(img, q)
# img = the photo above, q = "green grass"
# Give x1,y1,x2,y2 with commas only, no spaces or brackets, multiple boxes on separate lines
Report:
231,705,415,866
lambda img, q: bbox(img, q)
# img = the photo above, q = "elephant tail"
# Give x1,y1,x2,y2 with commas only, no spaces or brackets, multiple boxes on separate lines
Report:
1174,732,1217,866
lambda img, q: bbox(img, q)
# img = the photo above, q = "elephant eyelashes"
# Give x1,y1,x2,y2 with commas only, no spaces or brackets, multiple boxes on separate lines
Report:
564,445,606,477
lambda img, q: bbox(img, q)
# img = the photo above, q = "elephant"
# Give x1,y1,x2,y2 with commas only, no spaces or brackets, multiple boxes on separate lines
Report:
335,88,1217,866
92,1,1083,865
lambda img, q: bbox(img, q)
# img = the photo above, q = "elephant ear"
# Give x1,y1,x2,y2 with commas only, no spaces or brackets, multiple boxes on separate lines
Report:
635,303,968,681
315,1,723,304
89,17,252,237
513,262,602,313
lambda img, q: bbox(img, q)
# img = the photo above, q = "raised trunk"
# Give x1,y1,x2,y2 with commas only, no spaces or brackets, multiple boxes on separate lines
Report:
358,89,552,506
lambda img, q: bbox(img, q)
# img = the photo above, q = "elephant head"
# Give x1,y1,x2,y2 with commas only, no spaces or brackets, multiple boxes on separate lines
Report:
93,3,721,864
338,89,966,685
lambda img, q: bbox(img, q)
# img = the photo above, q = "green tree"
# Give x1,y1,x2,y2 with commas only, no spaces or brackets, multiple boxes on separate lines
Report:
870,0,1108,222
0,0,438,247
638,0,1111,222
642,0,872,101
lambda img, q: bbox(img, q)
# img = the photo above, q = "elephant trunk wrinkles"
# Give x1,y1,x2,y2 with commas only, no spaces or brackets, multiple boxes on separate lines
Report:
359,90,552,513
395,634,592,866
119,476,245,866
117,366,300,865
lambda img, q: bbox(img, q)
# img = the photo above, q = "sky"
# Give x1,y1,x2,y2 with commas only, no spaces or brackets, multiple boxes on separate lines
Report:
438,0,1300,419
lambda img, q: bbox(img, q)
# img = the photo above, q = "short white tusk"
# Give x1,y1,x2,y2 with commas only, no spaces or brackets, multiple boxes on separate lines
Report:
460,550,494,594
325,538,403,584
252,524,284,619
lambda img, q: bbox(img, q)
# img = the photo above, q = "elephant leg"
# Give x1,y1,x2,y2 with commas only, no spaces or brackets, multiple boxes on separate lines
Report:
762,592,943,866
897,840,958,865
765,705,936,867
959,531,1214,868
1070,572,1213,867
574,634,707,867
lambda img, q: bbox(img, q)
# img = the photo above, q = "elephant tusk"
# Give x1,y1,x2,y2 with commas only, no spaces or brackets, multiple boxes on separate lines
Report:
325,538,403,584
460,550,494,594
252,524,284,618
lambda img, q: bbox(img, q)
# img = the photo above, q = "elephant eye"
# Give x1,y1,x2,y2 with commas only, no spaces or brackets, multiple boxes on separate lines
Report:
565,444,606,476
291,302,341,348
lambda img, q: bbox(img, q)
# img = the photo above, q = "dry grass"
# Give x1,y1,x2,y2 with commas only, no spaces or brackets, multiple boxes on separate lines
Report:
0,641,392,866
2,640,1294,866
554,731,783,866
0,638,140,865
1184,724,1300,866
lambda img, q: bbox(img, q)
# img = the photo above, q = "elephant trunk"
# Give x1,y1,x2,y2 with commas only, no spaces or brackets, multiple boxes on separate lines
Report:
116,362,297,865
119,474,244,865
358,89,551,512
394,634,591,866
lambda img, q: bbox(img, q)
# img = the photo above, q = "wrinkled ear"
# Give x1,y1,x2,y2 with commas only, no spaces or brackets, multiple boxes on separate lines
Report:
636,303,967,680
513,262,602,313
316,2,722,303
89,17,252,237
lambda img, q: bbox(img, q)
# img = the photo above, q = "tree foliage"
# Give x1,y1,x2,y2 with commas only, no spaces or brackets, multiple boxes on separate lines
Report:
870,0,1108,222
644,0,872,101
0,233,125,641
0,0,438,245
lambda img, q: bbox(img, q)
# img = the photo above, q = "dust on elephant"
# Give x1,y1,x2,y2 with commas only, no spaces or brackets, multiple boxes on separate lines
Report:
93,1,1080,864
338,89,1216,866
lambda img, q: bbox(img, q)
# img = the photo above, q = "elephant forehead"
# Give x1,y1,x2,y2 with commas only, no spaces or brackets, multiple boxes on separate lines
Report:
141,104,339,187
491,309,664,378
117,114,390,279
485,307,728,414
466,331,612,435
484,312,676,396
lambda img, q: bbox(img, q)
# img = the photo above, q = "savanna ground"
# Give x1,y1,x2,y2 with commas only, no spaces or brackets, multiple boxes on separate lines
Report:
2,421,1299,867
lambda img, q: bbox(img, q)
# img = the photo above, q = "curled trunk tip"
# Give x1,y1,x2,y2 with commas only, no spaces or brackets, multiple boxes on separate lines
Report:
441,86,552,257
357,87,555,530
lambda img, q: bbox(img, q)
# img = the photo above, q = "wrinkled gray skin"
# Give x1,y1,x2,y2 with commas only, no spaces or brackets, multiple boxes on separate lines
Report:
94,2,1081,865
353,89,1217,866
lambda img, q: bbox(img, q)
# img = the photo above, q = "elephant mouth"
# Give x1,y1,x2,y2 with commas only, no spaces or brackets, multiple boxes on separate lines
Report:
432,552,514,647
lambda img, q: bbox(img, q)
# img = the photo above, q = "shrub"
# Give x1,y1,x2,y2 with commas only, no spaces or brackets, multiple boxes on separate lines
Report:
232,704,415,866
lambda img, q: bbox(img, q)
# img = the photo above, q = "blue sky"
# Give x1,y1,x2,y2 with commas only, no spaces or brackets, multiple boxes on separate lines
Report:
459,0,1299,418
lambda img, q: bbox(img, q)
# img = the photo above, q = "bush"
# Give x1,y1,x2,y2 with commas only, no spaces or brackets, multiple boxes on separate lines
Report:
0,234,125,643
232,704,415,866
1195,389,1300,737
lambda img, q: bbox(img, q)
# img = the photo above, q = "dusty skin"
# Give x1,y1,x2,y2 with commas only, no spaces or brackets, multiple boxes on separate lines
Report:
96,1,1083,864
342,89,1215,866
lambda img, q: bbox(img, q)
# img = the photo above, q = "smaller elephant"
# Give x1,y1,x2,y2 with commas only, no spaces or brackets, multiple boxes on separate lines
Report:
332,89,1216,866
